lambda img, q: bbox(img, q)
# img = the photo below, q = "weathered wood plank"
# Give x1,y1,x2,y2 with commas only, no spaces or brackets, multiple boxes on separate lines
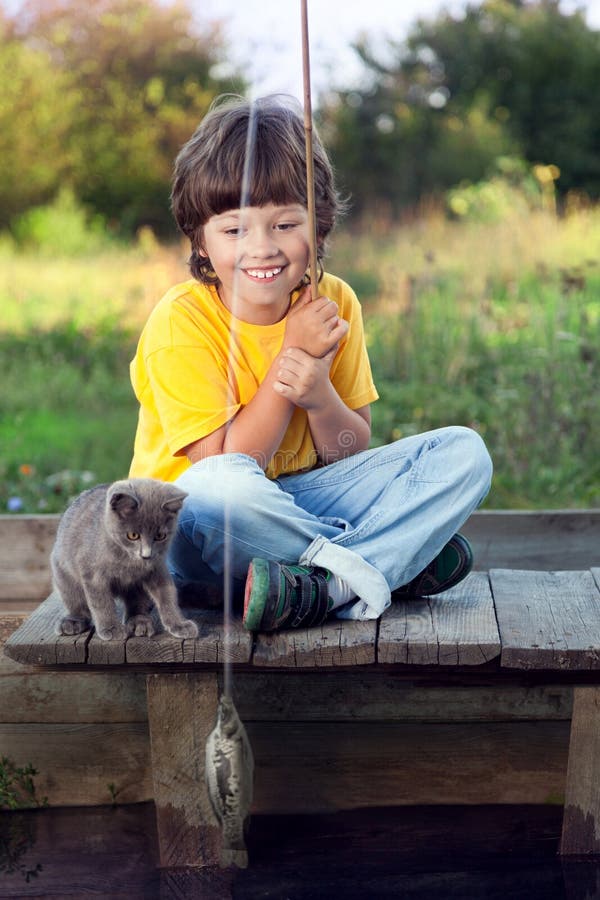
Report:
0,722,152,806
146,672,221,867
561,686,600,855
193,609,253,664
0,716,571,812
124,608,252,665
463,509,600,570
0,612,28,645
227,672,573,722
378,572,499,666
0,805,159,899
247,720,568,812
3,592,91,665
2,510,597,607
252,618,376,667
0,669,147,723
4,598,253,667
0,514,59,601
491,570,600,670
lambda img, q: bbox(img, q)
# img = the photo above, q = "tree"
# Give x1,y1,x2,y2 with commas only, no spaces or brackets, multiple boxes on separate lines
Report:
1,0,246,234
319,0,600,216
409,0,600,198
0,16,77,228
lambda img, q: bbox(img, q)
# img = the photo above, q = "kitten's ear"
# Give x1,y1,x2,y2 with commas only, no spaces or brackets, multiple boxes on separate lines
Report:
108,481,139,518
161,485,188,515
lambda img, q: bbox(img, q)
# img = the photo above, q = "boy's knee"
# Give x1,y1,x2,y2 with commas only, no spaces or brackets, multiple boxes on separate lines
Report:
451,426,493,494
175,452,271,516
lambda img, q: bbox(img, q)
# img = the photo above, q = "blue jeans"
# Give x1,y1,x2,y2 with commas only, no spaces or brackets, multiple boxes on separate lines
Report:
168,426,492,620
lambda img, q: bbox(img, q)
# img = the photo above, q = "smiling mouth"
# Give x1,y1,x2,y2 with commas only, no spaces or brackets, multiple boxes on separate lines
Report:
244,266,283,280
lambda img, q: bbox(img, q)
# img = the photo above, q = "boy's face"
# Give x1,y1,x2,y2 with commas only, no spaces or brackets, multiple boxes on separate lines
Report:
200,203,311,325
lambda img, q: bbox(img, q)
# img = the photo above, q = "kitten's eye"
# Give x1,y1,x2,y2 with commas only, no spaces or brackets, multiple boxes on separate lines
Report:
127,531,140,541
155,530,167,541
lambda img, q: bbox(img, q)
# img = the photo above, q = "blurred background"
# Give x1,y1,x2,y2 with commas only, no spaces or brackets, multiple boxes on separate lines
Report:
1,0,599,512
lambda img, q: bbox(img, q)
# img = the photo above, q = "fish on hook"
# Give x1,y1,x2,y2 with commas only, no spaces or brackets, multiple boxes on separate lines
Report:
205,693,255,868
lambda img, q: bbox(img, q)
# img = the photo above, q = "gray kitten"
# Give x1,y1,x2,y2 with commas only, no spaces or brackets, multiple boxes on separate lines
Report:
52,478,198,641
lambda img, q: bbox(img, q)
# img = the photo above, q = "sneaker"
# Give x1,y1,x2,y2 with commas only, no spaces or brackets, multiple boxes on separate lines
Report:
243,558,332,632
392,533,473,599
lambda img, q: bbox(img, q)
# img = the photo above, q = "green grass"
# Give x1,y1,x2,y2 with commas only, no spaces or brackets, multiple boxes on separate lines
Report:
1,205,599,512
0,323,138,512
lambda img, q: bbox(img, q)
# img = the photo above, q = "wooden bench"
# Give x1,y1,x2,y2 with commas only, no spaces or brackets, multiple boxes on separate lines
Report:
5,566,600,867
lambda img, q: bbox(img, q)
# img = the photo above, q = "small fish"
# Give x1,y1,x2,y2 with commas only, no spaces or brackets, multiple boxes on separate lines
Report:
205,693,254,868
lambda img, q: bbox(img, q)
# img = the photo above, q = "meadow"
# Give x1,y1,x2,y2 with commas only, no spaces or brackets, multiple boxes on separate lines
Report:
1,205,599,513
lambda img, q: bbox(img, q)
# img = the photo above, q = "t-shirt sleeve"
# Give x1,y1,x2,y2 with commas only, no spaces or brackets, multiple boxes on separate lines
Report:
142,344,240,456
329,281,379,409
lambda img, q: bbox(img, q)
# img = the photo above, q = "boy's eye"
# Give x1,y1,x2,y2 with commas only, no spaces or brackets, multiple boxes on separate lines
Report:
224,227,243,237
275,222,297,231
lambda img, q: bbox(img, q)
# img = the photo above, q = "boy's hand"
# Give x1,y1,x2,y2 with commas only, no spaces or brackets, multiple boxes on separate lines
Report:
273,346,337,409
283,286,349,358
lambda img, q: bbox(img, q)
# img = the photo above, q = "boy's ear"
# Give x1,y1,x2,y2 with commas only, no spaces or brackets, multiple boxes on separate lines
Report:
196,228,207,257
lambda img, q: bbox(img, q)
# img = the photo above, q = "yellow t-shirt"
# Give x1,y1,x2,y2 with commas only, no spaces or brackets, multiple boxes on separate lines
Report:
129,273,379,481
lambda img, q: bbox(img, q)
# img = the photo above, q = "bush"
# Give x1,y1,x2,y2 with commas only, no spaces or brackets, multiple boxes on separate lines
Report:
11,188,114,256
446,157,548,223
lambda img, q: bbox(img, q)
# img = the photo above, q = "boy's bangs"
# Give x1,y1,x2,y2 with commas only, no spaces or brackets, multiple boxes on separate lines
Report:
206,124,307,216
248,148,307,209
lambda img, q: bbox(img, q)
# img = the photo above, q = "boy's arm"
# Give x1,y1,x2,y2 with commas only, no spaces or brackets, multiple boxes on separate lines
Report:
183,289,347,467
274,347,372,463
182,351,295,467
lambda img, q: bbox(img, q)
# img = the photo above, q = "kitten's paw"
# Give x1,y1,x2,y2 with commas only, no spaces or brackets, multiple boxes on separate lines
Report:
57,616,91,636
166,619,198,639
126,614,156,638
96,623,129,641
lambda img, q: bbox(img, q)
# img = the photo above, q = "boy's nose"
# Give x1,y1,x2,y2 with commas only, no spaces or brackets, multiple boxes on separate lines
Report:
245,228,279,258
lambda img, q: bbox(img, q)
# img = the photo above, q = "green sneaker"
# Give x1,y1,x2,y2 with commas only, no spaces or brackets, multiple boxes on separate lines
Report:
243,558,333,632
392,533,473,599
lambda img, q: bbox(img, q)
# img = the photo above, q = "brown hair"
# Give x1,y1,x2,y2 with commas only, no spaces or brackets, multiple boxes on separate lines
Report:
171,94,344,283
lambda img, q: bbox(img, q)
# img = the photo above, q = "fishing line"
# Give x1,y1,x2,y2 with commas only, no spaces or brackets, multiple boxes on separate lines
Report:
221,95,258,701
207,1,316,868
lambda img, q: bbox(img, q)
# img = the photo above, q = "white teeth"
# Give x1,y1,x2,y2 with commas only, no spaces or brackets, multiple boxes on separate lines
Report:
246,267,282,279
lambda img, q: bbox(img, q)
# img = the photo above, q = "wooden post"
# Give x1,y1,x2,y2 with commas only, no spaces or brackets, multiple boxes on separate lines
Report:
146,672,222,867
560,686,600,855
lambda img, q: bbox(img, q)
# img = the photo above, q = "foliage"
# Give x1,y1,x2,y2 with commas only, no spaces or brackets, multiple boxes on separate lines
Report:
409,0,600,198
0,758,45,883
0,320,139,510
320,0,600,216
0,21,78,229
446,156,549,223
0,757,47,810
1,0,245,234
12,188,113,255
1,203,600,511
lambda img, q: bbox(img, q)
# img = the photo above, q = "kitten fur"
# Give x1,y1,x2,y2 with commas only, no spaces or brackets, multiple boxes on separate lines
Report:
52,478,198,641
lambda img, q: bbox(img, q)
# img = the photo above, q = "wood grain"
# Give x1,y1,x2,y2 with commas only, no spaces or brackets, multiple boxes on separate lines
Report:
491,569,600,669
0,722,152,806
146,672,222,867
227,672,573,723
0,514,58,601
247,720,568,812
253,618,376,668
561,686,600,854
463,509,600,571
378,572,500,665
2,592,91,665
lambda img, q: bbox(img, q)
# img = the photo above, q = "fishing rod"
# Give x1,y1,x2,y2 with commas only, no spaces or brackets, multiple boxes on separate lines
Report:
301,0,319,299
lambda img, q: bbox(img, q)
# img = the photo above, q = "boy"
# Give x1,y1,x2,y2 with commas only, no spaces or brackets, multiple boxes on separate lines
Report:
129,94,492,631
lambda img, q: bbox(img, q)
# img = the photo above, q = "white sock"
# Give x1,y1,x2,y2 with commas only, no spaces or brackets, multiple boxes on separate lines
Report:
327,573,357,610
